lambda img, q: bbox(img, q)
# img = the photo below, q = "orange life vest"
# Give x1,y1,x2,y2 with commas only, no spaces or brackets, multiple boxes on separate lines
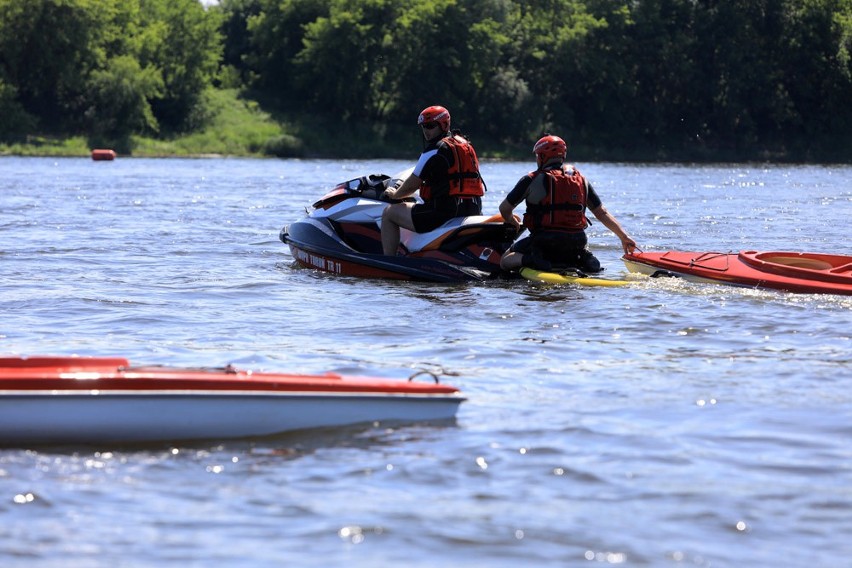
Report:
420,134,485,200
523,166,588,232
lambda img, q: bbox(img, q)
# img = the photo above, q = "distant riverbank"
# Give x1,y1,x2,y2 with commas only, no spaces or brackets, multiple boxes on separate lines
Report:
1,88,836,163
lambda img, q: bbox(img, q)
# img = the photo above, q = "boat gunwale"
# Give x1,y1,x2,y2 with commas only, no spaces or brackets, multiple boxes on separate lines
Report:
0,389,466,400
0,357,462,395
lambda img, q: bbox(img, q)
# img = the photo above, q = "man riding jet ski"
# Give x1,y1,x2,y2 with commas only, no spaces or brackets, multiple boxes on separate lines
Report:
380,105,486,256
280,166,520,282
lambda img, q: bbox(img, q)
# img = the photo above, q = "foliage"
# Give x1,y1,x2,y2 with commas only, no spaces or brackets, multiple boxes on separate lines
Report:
0,79,36,141
243,0,330,104
0,0,221,145
85,55,163,152
232,0,852,160
0,0,114,131
0,88,288,157
130,88,289,157
0,135,89,156
1,0,851,160
136,0,223,132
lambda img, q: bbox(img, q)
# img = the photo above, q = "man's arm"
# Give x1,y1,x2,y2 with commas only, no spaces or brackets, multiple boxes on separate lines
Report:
589,204,637,254
499,199,521,230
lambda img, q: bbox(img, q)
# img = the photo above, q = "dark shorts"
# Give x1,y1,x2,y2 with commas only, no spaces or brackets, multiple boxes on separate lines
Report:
411,196,482,233
510,231,602,272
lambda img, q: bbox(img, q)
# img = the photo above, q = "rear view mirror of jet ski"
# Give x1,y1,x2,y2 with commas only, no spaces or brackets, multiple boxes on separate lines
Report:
280,169,521,282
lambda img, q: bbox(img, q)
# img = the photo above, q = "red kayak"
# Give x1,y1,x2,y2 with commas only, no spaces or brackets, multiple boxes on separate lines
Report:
622,250,852,295
0,356,465,445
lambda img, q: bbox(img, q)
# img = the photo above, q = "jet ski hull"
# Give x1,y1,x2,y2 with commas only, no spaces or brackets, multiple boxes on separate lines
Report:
281,171,518,282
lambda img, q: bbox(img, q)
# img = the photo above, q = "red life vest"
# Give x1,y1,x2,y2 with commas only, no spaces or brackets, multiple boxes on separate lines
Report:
420,134,485,200
523,166,589,231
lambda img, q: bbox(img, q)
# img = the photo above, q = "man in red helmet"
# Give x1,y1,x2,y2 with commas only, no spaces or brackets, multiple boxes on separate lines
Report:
498,134,637,272
380,105,485,256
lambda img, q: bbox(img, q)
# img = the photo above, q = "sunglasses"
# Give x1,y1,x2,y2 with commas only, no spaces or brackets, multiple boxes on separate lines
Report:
420,122,440,129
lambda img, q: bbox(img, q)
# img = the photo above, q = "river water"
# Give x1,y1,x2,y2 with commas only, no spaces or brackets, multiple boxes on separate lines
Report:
1,156,850,566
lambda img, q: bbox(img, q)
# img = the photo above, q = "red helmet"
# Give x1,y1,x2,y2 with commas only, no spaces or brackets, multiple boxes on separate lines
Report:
533,135,567,163
417,105,451,131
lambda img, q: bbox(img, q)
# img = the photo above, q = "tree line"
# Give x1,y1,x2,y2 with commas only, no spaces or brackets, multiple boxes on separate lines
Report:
2,0,851,161
0,0,220,152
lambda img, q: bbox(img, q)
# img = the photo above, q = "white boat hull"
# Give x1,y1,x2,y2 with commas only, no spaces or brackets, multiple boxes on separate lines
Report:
0,391,462,445
0,356,465,445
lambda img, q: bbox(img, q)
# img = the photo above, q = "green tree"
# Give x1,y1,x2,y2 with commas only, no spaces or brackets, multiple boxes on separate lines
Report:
773,0,852,158
85,55,164,151
681,0,852,158
137,0,223,132
381,0,512,134
0,0,224,141
575,0,701,158
245,0,331,105
839,0,852,72
474,0,608,144
3,0,851,160
245,0,516,138
0,79,36,141
0,0,119,132
294,0,398,121
215,0,263,87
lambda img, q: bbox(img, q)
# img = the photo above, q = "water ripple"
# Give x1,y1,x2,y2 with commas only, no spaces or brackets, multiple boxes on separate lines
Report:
2,157,852,566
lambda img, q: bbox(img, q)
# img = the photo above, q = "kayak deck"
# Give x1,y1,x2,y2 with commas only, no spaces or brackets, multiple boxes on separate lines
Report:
622,250,852,295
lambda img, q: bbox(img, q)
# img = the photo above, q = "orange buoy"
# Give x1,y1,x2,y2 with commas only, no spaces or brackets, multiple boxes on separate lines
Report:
91,149,116,161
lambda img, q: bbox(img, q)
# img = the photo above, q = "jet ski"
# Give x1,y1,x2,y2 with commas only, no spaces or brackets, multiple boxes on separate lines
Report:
280,169,521,282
